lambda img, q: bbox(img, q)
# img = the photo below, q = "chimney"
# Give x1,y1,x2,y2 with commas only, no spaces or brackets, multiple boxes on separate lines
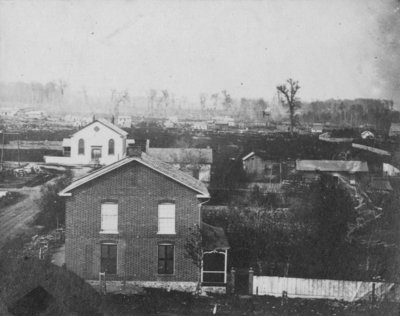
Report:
146,139,150,152
127,145,142,157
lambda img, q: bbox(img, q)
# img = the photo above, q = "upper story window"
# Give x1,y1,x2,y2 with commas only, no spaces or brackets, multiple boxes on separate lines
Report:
158,203,175,234
108,139,115,155
101,202,118,233
78,139,85,155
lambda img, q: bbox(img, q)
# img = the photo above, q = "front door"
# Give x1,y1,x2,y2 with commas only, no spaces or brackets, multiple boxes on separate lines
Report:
91,147,102,161
100,244,117,274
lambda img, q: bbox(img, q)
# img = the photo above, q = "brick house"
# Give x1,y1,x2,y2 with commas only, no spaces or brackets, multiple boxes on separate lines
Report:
58,148,226,292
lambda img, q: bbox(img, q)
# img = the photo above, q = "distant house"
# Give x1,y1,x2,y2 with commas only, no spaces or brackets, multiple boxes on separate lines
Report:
0,107,19,117
383,163,400,176
212,116,235,130
389,123,400,137
241,151,289,193
296,160,369,184
44,119,134,165
24,110,47,119
117,115,132,128
311,123,324,134
191,121,208,131
59,149,228,292
147,146,213,185
242,152,282,183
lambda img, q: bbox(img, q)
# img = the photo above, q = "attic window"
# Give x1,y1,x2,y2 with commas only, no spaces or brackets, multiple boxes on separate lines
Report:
94,126,100,132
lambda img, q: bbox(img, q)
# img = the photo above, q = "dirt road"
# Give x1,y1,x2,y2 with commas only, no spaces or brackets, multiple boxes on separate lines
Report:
0,186,42,249
0,167,91,250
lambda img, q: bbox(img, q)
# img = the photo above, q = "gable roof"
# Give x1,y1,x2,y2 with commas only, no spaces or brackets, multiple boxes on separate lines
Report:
242,150,280,161
201,222,230,251
96,118,128,136
59,152,209,198
147,148,213,164
296,160,369,173
76,119,128,137
352,143,391,156
242,152,255,161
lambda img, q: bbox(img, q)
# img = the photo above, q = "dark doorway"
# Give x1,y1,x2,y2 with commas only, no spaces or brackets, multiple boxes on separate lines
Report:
91,147,102,161
235,268,249,295
101,244,117,274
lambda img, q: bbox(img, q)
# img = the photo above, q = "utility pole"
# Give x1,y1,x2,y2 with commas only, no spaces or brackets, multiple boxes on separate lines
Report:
0,130,21,171
1,130,4,171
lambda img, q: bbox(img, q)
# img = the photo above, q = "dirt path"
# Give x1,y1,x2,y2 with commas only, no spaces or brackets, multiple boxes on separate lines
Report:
0,186,43,250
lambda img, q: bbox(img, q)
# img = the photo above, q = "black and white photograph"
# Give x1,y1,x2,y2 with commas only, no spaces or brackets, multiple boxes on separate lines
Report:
0,0,399,314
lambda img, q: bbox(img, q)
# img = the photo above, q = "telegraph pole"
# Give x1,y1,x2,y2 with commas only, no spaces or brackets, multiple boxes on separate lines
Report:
0,130,21,171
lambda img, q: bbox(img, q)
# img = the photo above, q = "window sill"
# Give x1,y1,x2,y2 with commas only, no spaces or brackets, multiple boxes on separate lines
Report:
157,232,176,235
100,231,119,235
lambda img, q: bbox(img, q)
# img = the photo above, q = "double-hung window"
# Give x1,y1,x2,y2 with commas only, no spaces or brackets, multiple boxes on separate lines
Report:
158,203,175,234
101,202,118,233
158,244,174,274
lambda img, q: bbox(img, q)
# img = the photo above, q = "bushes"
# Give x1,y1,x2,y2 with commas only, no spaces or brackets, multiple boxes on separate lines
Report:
35,171,72,231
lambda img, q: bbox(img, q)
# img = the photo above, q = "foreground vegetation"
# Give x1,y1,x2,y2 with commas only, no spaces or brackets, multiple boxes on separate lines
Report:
99,289,400,315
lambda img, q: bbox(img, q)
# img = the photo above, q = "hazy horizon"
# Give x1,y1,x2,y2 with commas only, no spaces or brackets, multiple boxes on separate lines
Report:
1,0,399,107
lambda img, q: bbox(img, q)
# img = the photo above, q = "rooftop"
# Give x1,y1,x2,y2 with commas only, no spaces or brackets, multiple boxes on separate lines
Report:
201,222,230,251
59,152,209,197
296,160,369,173
96,118,128,136
147,148,213,164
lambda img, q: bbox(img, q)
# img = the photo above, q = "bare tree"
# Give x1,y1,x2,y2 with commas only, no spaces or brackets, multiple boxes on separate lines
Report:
110,90,130,120
221,90,232,112
210,93,219,112
199,93,207,112
147,89,157,115
276,79,301,136
161,89,169,115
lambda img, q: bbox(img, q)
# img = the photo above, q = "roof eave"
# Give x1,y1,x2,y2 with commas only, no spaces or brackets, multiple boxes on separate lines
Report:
197,194,210,199
58,192,72,197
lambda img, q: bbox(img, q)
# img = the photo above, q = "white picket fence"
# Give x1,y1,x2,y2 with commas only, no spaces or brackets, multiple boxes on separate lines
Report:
253,276,396,302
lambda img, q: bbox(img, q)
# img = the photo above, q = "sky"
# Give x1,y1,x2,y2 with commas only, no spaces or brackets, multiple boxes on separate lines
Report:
0,0,399,105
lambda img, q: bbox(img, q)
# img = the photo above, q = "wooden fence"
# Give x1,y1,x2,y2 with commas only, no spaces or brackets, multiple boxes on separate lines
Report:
252,276,398,302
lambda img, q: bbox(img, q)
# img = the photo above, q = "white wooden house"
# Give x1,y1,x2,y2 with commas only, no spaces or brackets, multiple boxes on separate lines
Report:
45,119,134,165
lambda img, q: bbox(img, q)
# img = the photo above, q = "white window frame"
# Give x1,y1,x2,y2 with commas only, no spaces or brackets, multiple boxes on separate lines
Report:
158,203,176,234
100,202,118,234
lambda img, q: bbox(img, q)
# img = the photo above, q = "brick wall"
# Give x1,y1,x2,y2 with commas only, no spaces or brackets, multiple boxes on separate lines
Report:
65,161,201,283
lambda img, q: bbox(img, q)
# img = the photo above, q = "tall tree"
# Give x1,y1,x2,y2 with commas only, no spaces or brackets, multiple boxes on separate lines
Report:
276,79,301,136
147,89,157,115
221,90,232,112
199,93,207,113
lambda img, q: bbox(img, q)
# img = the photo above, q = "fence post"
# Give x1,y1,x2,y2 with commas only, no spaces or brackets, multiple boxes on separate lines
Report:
372,283,376,303
99,272,106,295
229,267,236,294
249,267,254,295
